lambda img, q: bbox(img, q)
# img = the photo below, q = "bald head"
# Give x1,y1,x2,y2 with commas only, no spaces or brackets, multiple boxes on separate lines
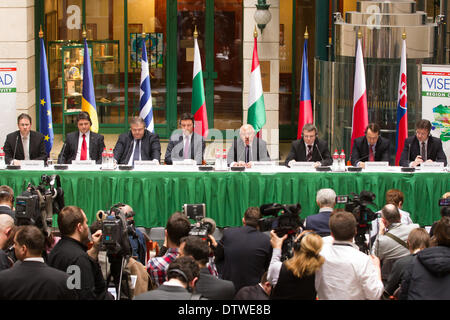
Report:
240,124,256,146
0,214,15,249
381,204,401,225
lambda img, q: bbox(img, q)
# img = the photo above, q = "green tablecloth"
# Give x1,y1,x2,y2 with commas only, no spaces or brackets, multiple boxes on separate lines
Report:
0,170,448,228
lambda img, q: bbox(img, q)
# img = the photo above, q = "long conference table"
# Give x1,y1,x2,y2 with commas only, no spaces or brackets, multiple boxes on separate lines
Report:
0,165,448,228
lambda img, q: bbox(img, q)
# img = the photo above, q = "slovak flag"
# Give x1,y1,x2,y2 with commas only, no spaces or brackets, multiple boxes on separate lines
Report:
297,36,313,139
350,35,368,152
395,36,408,166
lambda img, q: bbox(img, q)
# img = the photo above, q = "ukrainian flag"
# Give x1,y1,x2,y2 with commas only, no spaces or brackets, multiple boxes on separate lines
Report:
81,38,99,133
39,35,54,154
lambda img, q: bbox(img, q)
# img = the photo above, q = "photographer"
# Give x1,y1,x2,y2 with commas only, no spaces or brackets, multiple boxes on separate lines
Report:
214,207,272,292
0,214,15,270
48,206,112,300
0,185,15,222
429,192,450,237
268,230,324,300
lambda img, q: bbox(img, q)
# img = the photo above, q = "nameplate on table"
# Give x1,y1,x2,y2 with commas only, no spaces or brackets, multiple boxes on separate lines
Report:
134,160,160,169
71,160,96,166
289,161,315,171
420,162,445,172
364,161,389,171
173,159,197,166
20,160,45,169
252,161,276,167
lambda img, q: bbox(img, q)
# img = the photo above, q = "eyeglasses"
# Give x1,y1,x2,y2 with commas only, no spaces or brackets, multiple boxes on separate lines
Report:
416,130,429,137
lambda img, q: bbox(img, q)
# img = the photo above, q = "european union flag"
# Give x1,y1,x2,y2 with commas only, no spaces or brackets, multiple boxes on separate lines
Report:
39,36,54,155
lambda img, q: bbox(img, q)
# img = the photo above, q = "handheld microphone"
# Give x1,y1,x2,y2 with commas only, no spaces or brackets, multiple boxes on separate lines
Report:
11,135,19,165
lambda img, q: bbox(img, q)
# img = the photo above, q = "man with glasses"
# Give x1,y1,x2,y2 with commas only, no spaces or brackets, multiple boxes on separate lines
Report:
113,116,161,165
285,123,332,167
399,119,447,167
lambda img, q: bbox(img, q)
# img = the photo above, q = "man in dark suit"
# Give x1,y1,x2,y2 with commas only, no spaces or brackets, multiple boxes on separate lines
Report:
214,207,272,292
0,185,15,222
0,214,15,271
165,113,205,165
350,123,390,168
304,188,336,237
285,123,332,167
57,111,105,164
134,256,204,300
0,225,77,300
180,235,235,300
234,272,272,300
113,116,161,165
399,119,448,167
3,113,47,165
227,124,271,168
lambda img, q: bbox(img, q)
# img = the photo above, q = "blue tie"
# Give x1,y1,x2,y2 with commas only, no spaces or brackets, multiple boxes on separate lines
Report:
133,139,141,164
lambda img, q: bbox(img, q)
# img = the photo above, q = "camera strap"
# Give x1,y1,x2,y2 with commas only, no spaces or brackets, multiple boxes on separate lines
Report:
384,232,408,250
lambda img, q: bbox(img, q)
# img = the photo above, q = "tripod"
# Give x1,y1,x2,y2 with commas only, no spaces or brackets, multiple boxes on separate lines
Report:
106,254,131,300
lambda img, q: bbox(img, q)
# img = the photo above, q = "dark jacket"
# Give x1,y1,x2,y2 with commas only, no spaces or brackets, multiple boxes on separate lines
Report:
400,246,450,300
285,138,332,166
47,237,108,300
215,225,272,292
3,130,48,164
113,130,161,164
0,205,15,222
58,130,105,164
164,131,205,165
399,135,447,167
271,263,317,300
234,283,269,300
195,267,236,300
350,135,390,166
0,260,77,300
304,210,332,237
133,284,207,300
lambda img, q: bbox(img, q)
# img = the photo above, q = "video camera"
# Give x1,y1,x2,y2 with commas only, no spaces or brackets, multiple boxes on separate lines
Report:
182,204,214,241
259,203,303,261
15,174,65,237
439,198,450,207
336,190,377,253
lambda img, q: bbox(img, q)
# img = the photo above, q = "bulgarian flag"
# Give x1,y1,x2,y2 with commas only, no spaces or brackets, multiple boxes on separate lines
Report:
350,33,368,152
191,30,208,137
247,30,266,135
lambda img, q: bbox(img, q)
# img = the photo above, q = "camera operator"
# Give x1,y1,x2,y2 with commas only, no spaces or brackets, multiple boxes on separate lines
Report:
315,211,384,300
48,206,113,300
213,207,272,292
371,204,419,283
0,214,15,270
267,230,324,299
429,192,450,237
0,185,15,222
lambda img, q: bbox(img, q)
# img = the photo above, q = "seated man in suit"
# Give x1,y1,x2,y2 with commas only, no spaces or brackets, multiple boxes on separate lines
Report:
164,112,205,165
399,119,447,167
227,124,271,168
113,116,161,165
0,225,76,300
57,111,105,164
285,123,332,167
350,123,390,168
3,113,47,165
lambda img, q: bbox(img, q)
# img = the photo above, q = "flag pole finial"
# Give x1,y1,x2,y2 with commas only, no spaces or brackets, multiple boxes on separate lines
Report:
357,30,362,39
142,32,146,39
402,29,406,40
39,25,43,38
254,25,258,38
194,25,198,39
82,26,87,39
304,26,309,39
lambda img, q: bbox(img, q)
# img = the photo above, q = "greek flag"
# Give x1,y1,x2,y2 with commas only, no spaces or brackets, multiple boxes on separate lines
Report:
139,36,154,132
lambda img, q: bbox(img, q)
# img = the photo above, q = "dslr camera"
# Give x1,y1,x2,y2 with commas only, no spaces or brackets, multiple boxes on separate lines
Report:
259,203,303,261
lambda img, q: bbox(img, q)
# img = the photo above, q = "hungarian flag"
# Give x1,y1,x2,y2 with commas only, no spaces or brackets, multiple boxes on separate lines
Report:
191,34,208,137
350,35,368,152
81,38,99,133
247,34,266,135
297,37,313,139
396,36,408,166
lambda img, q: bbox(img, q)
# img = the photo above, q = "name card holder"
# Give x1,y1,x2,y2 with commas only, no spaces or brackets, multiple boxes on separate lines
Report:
172,159,197,166
251,161,276,167
70,160,97,170
364,161,389,171
289,161,315,171
134,160,160,170
420,162,445,172
20,160,45,169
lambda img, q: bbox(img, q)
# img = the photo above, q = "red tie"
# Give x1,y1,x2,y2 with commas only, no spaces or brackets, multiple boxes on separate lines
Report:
80,134,87,160
369,145,374,162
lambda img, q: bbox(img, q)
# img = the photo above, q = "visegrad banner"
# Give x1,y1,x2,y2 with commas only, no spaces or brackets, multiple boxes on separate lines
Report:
0,62,17,146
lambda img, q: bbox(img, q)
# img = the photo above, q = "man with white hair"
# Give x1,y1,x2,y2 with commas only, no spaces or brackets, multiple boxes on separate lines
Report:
227,124,270,168
304,188,336,237
0,214,15,270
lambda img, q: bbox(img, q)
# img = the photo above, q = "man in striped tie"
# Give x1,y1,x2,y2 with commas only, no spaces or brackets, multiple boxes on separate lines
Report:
57,111,105,164
350,123,390,168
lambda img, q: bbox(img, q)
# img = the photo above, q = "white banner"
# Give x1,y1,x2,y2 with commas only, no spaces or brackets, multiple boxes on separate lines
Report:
421,64,450,165
0,62,17,147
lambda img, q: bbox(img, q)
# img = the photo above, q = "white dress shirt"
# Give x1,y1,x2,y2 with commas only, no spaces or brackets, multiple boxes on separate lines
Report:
315,241,384,300
127,139,142,166
76,131,90,161
20,133,30,160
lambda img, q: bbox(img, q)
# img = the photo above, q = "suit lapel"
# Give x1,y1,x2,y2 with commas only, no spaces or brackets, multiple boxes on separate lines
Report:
297,139,306,161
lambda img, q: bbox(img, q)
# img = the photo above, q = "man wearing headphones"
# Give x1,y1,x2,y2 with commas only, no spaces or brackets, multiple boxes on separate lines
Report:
164,112,205,165
57,111,105,164
350,123,390,168
285,123,332,167
399,119,447,167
